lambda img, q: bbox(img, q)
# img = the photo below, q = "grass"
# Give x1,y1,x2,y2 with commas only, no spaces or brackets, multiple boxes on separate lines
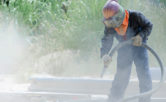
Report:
0,0,165,79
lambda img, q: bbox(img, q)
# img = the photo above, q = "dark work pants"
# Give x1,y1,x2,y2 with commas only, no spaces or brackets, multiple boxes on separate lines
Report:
108,44,152,102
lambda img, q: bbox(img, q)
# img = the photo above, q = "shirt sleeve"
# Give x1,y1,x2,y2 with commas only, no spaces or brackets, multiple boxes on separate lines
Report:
100,27,115,58
135,12,153,38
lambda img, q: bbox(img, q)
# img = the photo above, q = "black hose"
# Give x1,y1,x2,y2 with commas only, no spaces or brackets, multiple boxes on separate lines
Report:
106,39,165,102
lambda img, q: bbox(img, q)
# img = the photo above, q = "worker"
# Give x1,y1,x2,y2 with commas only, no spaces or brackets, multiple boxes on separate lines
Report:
100,0,153,102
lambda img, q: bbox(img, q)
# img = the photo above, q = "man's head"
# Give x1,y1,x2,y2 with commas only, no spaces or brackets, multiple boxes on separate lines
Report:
102,0,125,28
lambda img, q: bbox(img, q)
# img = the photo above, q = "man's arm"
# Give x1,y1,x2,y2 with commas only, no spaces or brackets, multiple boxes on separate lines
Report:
135,12,153,38
100,27,115,58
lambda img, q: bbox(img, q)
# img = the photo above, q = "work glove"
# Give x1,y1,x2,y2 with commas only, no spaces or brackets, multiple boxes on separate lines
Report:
103,54,112,68
132,34,142,46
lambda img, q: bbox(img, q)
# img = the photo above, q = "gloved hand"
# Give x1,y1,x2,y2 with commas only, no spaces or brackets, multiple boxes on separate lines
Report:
132,34,142,46
103,54,112,68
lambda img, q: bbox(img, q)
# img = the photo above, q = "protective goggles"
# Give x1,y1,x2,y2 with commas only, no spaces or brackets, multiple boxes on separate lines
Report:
103,10,125,28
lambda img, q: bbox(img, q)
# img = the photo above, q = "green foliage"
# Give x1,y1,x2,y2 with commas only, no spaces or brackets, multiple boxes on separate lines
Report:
4,0,105,51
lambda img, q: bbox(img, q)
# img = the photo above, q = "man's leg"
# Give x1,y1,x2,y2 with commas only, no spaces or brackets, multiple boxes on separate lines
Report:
108,45,133,102
134,46,152,102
